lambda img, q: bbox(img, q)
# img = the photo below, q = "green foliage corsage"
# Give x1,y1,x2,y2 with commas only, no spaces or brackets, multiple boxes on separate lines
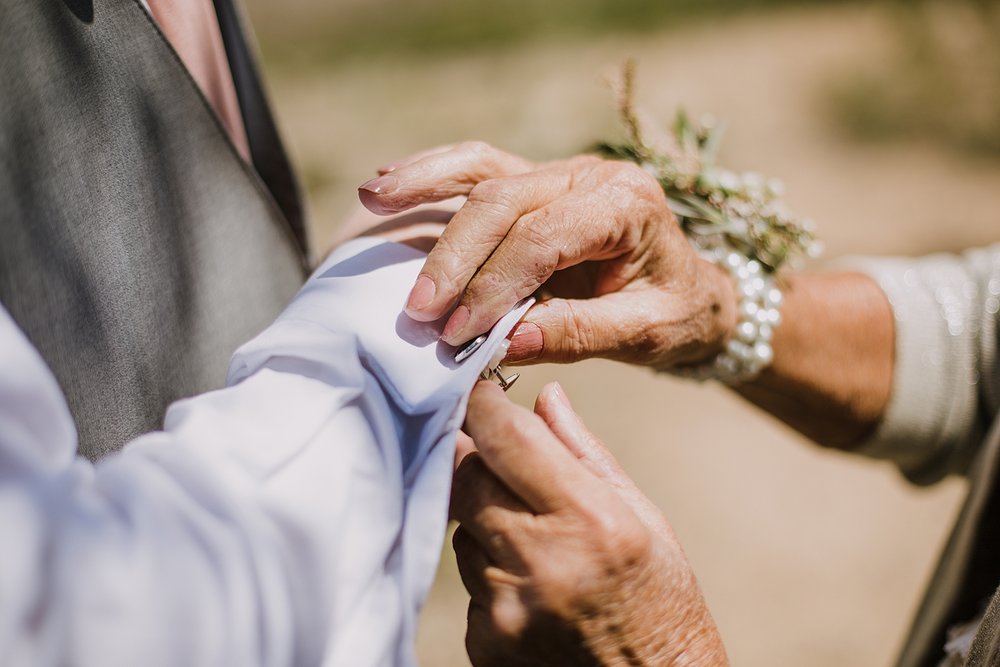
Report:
594,61,821,274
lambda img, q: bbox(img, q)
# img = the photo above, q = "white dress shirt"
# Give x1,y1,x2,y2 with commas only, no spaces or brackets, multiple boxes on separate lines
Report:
0,237,530,667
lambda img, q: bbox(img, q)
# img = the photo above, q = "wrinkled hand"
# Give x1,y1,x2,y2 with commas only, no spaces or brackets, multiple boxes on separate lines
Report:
451,381,728,667
359,142,735,368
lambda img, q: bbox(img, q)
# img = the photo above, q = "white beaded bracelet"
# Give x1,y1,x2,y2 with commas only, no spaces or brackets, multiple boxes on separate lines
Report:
673,247,783,385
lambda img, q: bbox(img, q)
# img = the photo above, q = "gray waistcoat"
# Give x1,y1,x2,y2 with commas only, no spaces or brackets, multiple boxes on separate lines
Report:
0,0,309,460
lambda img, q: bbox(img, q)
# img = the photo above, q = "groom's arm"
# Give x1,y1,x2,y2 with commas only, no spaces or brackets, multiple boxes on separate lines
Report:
0,228,497,667
0,298,364,666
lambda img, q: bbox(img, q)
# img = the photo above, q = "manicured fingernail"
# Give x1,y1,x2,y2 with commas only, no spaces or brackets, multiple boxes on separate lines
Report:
406,275,436,312
358,174,398,195
442,305,470,343
505,322,542,363
550,381,573,410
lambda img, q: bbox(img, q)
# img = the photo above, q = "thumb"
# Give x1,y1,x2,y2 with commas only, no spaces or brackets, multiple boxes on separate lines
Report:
534,382,674,541
532,382,630,487
505,294,647,365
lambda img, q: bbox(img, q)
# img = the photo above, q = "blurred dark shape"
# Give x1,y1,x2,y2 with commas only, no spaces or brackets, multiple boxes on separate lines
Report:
829,0,1000,157
63,0,94,23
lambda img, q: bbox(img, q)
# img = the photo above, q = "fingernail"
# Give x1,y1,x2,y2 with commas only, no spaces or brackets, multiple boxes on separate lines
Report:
406,275,436,312
505,322,542,363
358,174,399,195
442,305,470,343
550,381,573,410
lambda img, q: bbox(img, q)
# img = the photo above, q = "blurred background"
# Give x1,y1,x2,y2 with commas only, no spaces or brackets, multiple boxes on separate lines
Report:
242,1,1000,664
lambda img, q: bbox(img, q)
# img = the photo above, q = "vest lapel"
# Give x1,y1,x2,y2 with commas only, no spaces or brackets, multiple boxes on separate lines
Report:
131,0,309,262
213,0,308,256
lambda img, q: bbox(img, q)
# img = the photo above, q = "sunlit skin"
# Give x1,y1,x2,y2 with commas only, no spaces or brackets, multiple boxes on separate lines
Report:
359,142,894,447
453,381,728,667
356,141,895,665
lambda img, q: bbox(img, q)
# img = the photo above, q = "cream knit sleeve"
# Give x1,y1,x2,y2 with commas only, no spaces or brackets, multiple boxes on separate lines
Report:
849,245,1000,484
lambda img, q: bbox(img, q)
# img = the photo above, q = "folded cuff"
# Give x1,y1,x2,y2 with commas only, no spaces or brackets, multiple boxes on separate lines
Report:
847,255,981,484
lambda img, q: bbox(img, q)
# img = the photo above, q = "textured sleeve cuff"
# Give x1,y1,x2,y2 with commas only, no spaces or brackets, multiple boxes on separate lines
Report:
847,254,983,484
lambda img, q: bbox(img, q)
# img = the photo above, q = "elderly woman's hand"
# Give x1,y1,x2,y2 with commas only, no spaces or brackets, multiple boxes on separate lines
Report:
451,381,728,666
359,142,735,368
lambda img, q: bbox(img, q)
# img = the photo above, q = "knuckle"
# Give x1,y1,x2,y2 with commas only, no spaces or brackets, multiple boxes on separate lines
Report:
452,453,487,499
465,270,508,304
613,162,664,202
467,178,509,208
460,140,494,158
467,248,556,312
520,211,564,272
489,604,521,641
487,531,511,557
498,410,540,446
464,142,513,183
583,505,652,570
620,299,687,363
470,399,545,455
567,154,603,171
623,306,663,356
480,406,544,452
426,235,472,292
559,301,600,359
467,181,520,222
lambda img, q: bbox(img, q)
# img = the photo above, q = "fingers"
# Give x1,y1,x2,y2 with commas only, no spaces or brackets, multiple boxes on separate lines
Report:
375,143,458,176
533,383,618,469
453,527,493,601
434,185,635,343
358,141,534,216
463,381,597,514
456,530,527,667
532,382,634,486
404,167,574,324
504,292,655,365
410,157,670,345
454,528,528,621
450,449,529,560
533,382,675,542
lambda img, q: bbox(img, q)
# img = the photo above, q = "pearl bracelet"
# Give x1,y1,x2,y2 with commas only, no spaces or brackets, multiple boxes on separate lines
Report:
674,247,783,384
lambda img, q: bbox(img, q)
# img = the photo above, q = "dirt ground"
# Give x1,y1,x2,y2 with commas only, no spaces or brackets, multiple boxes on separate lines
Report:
248,4,1000,665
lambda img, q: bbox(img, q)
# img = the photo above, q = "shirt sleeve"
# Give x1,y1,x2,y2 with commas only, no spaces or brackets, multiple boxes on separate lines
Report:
0,238,530,667
848,245,1000,484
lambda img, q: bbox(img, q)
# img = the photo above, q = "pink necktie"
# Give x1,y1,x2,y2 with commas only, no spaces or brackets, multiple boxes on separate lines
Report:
147,0,251,161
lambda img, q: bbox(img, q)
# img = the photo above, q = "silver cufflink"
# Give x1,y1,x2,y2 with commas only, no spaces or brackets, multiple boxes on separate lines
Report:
454,334,519,392
454,334,488,363
481,364,519,391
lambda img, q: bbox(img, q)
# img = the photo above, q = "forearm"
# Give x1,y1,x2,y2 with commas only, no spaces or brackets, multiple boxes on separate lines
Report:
0,326,366,666
732,271,895,449
1,237,531,666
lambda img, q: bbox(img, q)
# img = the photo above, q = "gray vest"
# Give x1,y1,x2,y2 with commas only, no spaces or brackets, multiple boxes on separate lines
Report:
0,0,309,460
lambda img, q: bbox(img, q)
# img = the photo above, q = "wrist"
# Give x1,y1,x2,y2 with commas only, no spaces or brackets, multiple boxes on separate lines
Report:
666,247,784,384
665,608,729,667
670,257,738,368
